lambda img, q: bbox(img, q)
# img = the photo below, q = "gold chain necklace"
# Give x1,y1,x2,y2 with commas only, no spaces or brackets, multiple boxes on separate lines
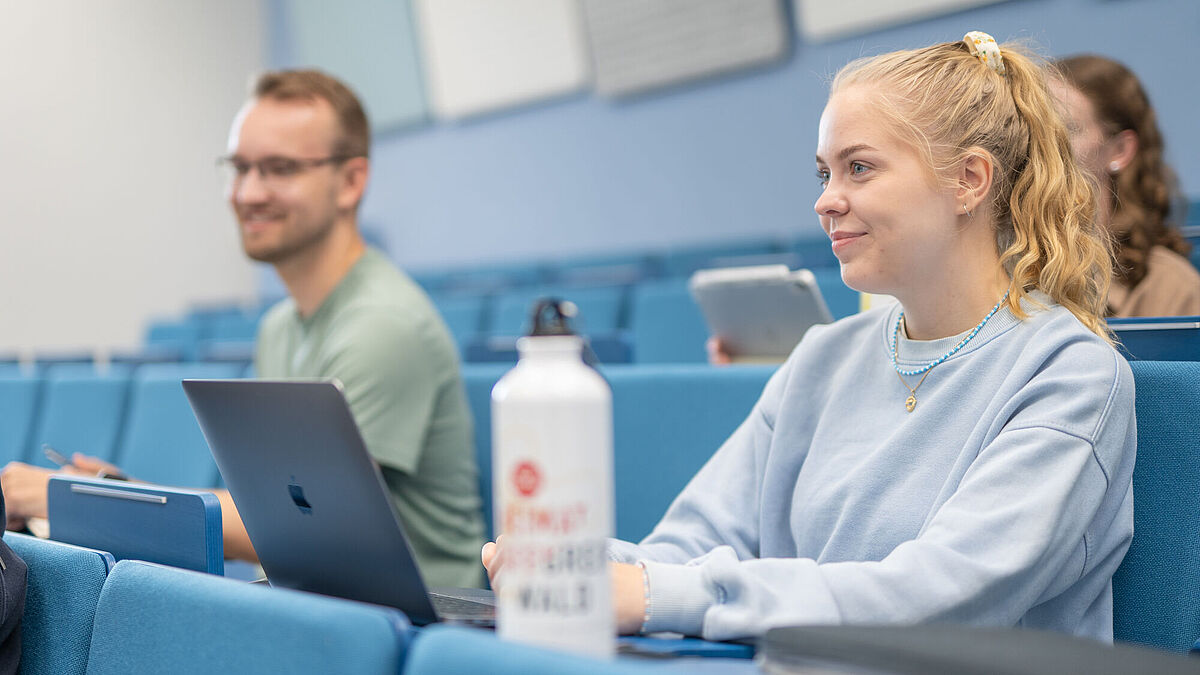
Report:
896,368,932,412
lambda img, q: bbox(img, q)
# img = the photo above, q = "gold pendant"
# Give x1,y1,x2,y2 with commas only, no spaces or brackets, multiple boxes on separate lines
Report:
905,394,916,412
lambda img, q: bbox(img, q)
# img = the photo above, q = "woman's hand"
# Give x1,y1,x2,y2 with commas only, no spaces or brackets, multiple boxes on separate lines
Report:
0,462,54,528
481,538,649,635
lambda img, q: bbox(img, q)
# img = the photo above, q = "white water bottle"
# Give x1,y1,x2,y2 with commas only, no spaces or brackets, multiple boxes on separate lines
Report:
491,299,615,657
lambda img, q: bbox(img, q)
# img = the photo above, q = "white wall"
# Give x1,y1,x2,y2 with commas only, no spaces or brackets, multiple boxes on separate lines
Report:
0,1,266,356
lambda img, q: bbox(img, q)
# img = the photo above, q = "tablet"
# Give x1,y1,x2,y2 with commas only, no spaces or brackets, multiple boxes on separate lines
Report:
689,265,833,362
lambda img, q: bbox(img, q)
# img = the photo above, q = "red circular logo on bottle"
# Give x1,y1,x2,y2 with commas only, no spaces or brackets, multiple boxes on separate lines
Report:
512,461,541,497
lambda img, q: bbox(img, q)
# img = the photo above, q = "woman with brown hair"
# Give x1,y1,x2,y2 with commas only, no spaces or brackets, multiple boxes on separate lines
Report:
1053,55,1200,316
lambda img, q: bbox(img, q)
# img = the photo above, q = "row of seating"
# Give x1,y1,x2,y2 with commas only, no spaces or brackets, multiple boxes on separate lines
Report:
0,362,244,485
408,236,841,294
4,361,1198,661
6,360,1200,671
134,268,861,367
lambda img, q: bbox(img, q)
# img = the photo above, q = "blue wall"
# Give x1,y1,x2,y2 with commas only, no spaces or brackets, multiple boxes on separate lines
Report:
269,0,1199,271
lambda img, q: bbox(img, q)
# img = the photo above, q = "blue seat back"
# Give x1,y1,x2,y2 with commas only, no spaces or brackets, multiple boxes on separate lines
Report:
492,285,627,337
462,363,775,542
114,362,244,487
461,364,515,539
6,533,114,675
661,238,783,278
85,560,412,675
1109,317,1200,362
628,279,709,364
405,624,663,674
608,364,775,541
48,476,223,575
144,318,203,362
1113,361,1200,651
430,294,490,349
28,370,132,468
0,377,42,464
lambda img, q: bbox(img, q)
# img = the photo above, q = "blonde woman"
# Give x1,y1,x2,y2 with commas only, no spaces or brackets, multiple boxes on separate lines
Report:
485,33,1136,642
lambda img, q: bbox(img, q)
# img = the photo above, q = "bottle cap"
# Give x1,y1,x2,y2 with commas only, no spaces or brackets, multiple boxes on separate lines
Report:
528,298,579,336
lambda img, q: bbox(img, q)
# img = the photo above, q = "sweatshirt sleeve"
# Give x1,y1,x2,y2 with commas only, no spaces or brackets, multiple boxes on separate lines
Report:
636,349,1136,641
608,357,795,566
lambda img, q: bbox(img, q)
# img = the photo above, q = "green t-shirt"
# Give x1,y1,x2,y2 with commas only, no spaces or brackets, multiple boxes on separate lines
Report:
256,248,486,588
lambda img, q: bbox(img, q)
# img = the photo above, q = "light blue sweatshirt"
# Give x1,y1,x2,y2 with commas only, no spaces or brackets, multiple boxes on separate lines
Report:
609,293,1136,642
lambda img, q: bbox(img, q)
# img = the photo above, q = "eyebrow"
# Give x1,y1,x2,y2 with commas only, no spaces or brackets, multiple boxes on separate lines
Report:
814,143,878,164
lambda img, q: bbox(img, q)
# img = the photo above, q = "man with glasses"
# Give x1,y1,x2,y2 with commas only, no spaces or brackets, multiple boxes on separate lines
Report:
3,70,487,589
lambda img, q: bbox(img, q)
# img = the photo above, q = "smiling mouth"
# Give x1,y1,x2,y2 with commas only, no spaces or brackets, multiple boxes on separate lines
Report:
830,231,865,242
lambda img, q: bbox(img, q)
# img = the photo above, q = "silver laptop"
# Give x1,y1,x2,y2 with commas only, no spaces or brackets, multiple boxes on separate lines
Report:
182,378,494,625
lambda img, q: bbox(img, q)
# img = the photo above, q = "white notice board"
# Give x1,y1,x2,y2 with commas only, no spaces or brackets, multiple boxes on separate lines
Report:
582,0,789,98
795,0,1008,43
413,0,591,120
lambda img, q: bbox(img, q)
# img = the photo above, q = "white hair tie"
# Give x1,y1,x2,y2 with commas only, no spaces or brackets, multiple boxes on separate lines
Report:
963,31,1005,75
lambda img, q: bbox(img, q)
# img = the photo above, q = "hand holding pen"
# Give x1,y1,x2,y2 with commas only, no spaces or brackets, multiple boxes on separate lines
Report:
42,445,128,481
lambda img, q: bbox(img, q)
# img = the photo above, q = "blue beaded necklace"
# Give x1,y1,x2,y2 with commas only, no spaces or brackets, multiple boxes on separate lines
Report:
891,290,1010,412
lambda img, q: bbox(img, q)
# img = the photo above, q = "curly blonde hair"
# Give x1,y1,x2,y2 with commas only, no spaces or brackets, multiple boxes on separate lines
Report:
832,39,1112,340
1054,54,1190,293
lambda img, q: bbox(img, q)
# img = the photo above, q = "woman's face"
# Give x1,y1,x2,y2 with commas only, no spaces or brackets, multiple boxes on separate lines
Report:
813,87,962,297
1049,79,1110,182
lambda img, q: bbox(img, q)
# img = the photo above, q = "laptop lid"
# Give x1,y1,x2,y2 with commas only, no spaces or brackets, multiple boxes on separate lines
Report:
183,379,442,622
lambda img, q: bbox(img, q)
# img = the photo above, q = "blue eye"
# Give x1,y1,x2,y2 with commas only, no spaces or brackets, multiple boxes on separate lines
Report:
816,169,830,187
850,162,869,175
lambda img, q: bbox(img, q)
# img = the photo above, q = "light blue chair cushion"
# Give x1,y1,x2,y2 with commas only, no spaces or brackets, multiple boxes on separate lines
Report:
114,362,244,487
0,377,42,464
629,279,710,364
6,533,114,675
85,560,412,675
607,365,776,541
27,371,132,468
1113,361,1200,651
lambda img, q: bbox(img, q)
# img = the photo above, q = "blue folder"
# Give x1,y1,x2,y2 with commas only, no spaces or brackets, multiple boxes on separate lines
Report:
47,476,223,574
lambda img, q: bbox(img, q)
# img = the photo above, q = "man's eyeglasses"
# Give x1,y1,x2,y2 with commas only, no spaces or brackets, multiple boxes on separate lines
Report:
218,155,356,186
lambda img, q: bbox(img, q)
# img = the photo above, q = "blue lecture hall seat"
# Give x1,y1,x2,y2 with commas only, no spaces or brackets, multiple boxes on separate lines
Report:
1108,316,1200,362
6,533,115,675
628,278,710,364
429,293,489,350
461,364,516,539
607,364,776,541
491,285,628,338
1113,360,1200,652
27,367,132,468
660,237,784,278
47,476,224,575
0,376,42,465
112,362,244,488
403,624,756,674
810,267,860,320
144,317,203,362
85,560,412,675
461,363,776,542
